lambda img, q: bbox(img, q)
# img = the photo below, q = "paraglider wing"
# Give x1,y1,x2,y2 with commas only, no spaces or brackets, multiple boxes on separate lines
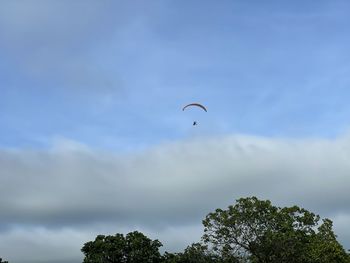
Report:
182,103,207,112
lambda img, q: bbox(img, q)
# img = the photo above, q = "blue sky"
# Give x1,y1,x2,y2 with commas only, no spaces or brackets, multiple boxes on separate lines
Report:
1,1,350,262
2,0,350,150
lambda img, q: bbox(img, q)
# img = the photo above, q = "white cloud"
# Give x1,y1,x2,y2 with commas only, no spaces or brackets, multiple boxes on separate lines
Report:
1,134,350,262
0,227,87,263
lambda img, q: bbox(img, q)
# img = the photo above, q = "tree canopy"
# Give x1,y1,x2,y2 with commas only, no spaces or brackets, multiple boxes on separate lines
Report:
81,197,350,263
81,231,162,263
202,196,350,263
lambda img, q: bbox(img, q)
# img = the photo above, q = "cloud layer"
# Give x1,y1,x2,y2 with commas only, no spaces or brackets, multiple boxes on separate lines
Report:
1,134,350,262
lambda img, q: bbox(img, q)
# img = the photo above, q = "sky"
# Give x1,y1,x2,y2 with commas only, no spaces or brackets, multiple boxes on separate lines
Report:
1,0,350,262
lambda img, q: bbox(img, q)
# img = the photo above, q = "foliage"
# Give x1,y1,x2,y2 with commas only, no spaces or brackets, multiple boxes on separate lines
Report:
162,243,216,263
162,243,240,263
0,258,9,263
179,243,216,263
308,219,350,263
81,197,350,263
202,196,350,263
161,251,181,263
81,231,162,263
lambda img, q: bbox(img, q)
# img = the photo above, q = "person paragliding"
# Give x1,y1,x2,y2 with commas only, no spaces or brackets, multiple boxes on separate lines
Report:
182,103,207,126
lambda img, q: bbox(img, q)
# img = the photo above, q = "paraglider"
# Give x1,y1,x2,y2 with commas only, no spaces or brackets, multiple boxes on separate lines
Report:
182,103,207,126
182,103,207,112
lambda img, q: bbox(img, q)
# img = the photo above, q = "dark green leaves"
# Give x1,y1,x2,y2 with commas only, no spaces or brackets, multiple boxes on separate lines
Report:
203,196,350,263
81,231,162,263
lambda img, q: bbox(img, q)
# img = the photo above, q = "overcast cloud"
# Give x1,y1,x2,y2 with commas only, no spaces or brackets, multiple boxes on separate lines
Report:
1,134,350,262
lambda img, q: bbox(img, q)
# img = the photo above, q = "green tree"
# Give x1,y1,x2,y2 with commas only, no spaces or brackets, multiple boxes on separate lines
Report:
308,219,350,263
179,243,213,263
0,258,9,263
186,242,241,263
162,243,239,263
125,231,162,263
175,243,218,263
161,251,181,263
81,231,162,263
202,196,350,263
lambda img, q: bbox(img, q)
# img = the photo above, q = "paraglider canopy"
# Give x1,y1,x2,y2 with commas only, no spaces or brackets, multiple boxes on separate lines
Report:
182,103,207,112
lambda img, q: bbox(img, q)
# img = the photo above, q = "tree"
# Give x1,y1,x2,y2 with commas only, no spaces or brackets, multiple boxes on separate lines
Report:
161,251,181,263
308,219,350,263
162,243,239,263
162,243,213,263
0,258,9,263
125,231,162,263
178,243,219,263
81,231,162,263
202,196,350,263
